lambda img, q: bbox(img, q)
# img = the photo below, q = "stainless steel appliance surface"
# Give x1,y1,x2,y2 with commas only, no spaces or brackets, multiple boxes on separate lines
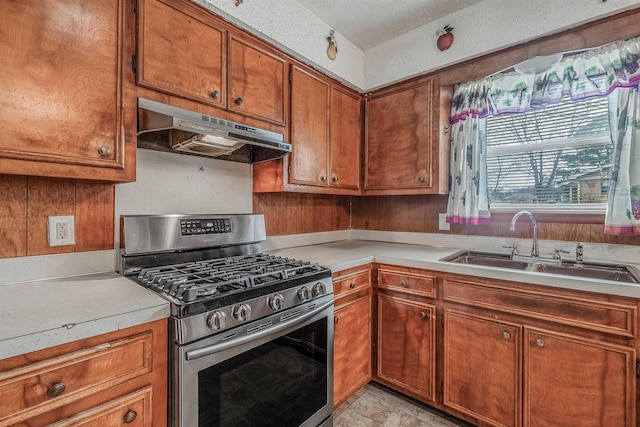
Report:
121,214,334,427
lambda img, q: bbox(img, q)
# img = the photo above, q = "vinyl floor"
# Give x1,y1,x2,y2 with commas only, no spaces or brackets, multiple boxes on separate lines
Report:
334,383,471,427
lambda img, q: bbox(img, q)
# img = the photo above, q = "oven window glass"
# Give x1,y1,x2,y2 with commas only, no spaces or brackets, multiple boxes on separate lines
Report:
198,317,328,427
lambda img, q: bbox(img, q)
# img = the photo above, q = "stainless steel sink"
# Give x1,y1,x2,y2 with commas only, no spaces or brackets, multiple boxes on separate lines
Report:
442,251,530,270
441,250,640,284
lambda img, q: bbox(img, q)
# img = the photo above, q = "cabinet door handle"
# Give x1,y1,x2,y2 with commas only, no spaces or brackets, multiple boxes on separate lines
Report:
536,338,545,347
98,145,112,157
349,282,355,289
502,331,511,339
418,176,425,183
420,311,427,319
320,176,327,182
400,280,408,288
332,176,338,182
235,97,243,105
47,382,66,398
123,410,138,423
211,90,220,99
334,317,339,323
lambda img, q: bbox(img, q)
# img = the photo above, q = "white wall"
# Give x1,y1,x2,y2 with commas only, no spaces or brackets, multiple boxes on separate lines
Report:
365,0,640,89
115,149,253,247
193,0,640,91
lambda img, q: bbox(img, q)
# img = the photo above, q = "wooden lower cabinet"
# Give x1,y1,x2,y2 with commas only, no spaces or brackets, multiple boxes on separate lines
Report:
377,294,436,403
0,320,167,427
334,295,372,407
524,327,636,427
444,310,522,427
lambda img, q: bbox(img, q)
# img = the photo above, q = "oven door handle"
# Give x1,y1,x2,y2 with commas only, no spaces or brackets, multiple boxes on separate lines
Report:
185,298,333,361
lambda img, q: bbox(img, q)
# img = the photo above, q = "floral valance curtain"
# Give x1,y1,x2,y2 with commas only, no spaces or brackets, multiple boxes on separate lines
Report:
450,36,640,124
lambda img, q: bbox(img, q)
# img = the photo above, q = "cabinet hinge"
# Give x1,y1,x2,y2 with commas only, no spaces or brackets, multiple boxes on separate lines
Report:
636,359,640,379
288,70,292,83
131,0,137,13
131,55,137,74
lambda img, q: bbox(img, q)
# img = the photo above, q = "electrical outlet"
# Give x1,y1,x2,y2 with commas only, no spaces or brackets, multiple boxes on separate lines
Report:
48,215,76,246
438,213,450,231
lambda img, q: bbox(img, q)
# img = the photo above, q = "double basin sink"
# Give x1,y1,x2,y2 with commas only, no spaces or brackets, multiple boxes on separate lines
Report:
441,251,640,284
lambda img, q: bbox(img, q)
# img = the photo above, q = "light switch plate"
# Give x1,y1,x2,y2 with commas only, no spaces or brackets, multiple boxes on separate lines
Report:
48,215,76,246
438,213,450,231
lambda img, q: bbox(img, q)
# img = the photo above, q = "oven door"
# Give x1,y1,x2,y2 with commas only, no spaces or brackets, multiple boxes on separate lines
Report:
173,296,334,427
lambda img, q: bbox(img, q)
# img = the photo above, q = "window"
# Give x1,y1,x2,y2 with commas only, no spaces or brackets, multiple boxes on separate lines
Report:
485,95,612,210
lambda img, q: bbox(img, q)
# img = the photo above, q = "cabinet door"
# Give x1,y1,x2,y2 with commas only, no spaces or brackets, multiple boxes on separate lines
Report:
334,295,371,407
524,328,636,427
0,0,126,177
444,310,522,427
330,87,361,189
137,0,226,108
228,37,287,125
365,80,433,190
377,294,435,402
290,66,329,186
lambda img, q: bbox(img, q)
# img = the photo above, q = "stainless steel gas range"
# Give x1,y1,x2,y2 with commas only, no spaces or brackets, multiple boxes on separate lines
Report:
120,214,334,427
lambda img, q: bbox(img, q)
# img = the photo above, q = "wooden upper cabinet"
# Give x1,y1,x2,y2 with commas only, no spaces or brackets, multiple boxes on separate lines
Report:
0,0,132,181
364,78,436,193
444,310,522,427
286,64,361,191
290,65,330,186
137,0,226,108
228,36,287,125
330,86,361,189
524,327,636,427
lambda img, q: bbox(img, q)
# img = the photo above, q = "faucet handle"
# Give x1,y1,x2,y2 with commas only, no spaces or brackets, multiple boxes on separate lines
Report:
553,248,570,261
503,244,518,259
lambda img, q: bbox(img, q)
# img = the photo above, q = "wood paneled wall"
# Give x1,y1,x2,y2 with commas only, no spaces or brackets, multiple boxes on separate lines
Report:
253,193,350,236
351,195,640,246
0,175,114,258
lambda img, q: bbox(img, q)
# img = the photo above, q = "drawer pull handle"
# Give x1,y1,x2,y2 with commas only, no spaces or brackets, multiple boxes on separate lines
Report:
420,311,427,319
536,338,545,347
211,90,220,99
400,281,408,288
502,331,511,339
334,317,339,323
235,97,244,105
123,410,138,423
47,382,66,398
97,145,112,156
349,282,355,289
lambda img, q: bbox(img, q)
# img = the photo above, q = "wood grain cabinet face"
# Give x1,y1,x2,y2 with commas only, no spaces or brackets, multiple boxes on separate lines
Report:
377,294,436,403
444,310,522,427
137,0,226,108
364,80,434,192
228,37,286,125
0,0,128,180
333,295,372,408
524,328,636,427
289,65,361,190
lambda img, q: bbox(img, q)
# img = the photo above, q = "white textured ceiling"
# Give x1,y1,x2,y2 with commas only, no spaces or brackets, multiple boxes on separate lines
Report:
295,0,484,51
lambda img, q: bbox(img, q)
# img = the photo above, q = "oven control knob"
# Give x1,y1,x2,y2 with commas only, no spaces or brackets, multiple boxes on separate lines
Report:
206,311,227,330
313,282,327,296
297,286,313,301
268,294,285,311
233,304,252,322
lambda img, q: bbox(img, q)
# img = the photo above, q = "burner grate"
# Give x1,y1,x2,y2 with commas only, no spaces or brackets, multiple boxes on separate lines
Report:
137,254,322,302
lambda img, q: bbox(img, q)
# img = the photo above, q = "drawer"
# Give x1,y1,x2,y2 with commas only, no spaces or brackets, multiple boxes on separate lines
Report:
378,267,437,298
333,269,370,297
442,278,637,338
48,386,152,427
0,332,153,426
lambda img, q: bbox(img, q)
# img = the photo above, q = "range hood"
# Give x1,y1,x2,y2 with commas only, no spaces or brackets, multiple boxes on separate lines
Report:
137,98,291,164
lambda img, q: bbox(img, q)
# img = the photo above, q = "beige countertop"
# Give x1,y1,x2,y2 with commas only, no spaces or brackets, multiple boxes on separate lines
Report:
0,272,170,360
268,239,640,299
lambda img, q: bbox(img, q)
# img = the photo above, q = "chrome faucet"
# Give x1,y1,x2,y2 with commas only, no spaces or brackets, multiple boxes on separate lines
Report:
509,210,539,258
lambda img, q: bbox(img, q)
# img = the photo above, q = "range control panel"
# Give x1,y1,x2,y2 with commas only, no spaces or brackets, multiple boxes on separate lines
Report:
180,218,232,235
